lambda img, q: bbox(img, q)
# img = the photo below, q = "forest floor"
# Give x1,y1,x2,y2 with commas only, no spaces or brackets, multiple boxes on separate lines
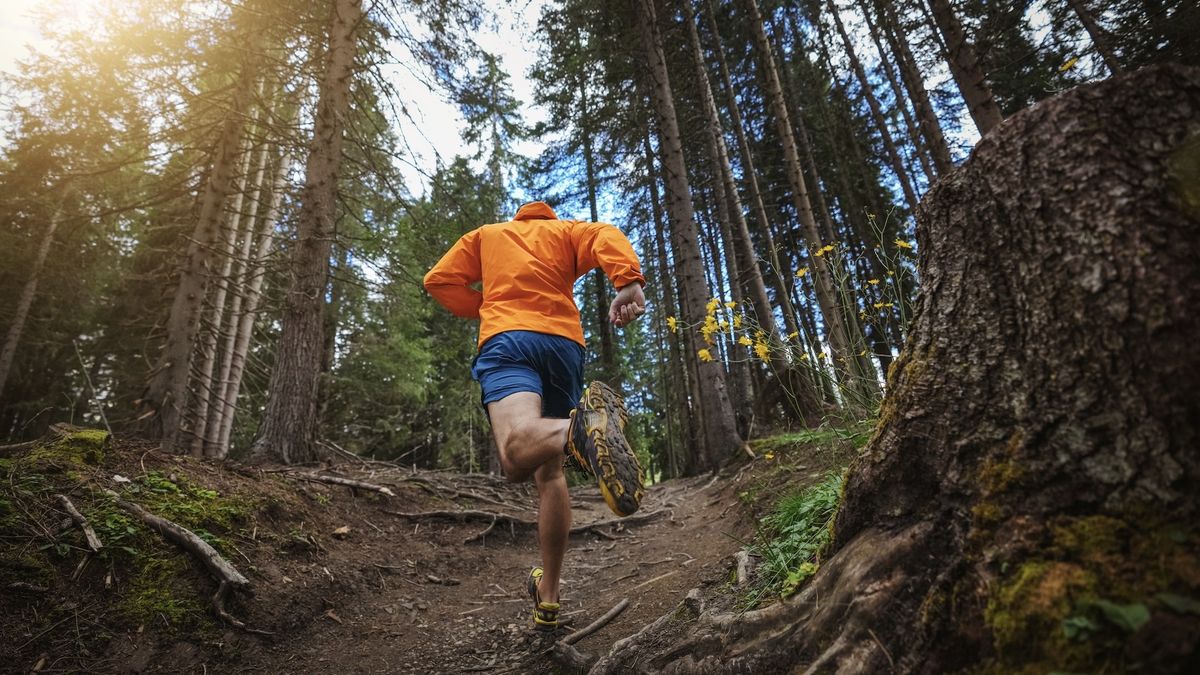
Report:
0,426,863,674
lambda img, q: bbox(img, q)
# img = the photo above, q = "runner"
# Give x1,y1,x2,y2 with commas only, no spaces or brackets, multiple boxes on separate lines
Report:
423,200,647,631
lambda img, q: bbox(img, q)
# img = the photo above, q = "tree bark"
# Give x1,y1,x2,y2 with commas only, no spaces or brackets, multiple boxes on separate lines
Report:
0,194,69,399
142,59,257,451
927,0,1004,136
1067,0,1124,76
252,0,361,464
635,0,743,470
595,64,1200,674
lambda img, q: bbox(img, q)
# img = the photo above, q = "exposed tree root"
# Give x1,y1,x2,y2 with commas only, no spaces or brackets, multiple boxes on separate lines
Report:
102,488,270,634
283,471,396,497
54,494,103,552
564,598,630,646
384,508,668,539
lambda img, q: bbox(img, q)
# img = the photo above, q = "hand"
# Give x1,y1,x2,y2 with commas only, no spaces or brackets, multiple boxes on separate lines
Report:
608,283,646,328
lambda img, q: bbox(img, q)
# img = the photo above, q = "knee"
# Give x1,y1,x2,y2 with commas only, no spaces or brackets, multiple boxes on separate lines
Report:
534,456,565,488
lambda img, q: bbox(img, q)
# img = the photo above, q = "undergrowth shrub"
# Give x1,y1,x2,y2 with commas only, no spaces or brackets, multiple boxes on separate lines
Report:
745,470,844,607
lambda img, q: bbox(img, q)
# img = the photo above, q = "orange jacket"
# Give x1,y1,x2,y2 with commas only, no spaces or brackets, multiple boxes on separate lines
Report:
424,201,645,348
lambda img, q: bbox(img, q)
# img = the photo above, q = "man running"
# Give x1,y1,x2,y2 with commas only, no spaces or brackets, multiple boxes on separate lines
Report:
423,200,647,631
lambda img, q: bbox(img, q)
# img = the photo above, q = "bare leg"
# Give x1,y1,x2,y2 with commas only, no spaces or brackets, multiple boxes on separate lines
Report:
486,392,572,605
487,392,570,482
533,457,569,604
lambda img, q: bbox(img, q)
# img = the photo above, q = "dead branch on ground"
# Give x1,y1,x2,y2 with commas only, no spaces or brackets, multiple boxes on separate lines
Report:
54,494,102,552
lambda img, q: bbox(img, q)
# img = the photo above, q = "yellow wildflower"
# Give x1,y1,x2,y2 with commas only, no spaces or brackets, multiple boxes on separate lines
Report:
706,297,720,314
754,329,765,340
817,351,827,360
733,314,742,329
873,302,894,309
697,348,713,362
738,336,753,346
754,342,771,363
867,278,880,285
799,353,809,361
764,452,776,461
666,316,677,332
894,239,913,250
725,301,737,309
1059,56,1079,72
795,267,809,278
719,319,730,332
787,331,799,340
858,349,868,356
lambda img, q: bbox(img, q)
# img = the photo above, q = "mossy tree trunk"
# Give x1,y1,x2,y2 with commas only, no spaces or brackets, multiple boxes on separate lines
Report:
595,65,1200,674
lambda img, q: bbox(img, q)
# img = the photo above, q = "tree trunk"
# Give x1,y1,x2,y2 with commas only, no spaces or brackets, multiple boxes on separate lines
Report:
742,0,878,408
580,75,619,388
595,64,1200,675
874,0,954,175
927,0,1004,136
188,133,260,456
854,0,936,184
824,0,921,215
1067,0,1124,76
703,5,807,358
213,152,292,458
636,0,743,470
142,60,257,451
0,194,69,399
205,131,275,456
251,0,360,465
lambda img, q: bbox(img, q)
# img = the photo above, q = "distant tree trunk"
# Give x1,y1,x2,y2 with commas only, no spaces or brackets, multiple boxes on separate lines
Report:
825,0,920,215
1067,0,1124,76
874,0,954,175
252,0,361,465
188,136,258,456
580,74,618,387
743,0,878,408
213,152,292,458
636,0,743,471
927,0,1004,135
854,0,936,184
0,194,69,399
205,133,274,456
596,64,1200,675
701,0,805,346
142,61,257,451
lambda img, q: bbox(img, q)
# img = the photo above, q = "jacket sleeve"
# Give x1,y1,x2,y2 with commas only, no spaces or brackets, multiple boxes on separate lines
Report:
572,222,646,288
423,228,483,319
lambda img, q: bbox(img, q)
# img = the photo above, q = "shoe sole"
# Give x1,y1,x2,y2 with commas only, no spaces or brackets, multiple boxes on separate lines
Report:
584,381,644,517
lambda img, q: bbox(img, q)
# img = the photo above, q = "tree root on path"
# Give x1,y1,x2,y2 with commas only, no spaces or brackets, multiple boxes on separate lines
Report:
102,489,271,635
384,508,668,540
282,471,396,497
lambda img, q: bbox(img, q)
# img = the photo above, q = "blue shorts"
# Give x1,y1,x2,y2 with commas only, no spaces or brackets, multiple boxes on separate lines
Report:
471,330,585,419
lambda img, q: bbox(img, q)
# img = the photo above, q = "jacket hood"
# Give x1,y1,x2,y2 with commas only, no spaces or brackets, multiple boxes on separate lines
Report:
513,201,558,221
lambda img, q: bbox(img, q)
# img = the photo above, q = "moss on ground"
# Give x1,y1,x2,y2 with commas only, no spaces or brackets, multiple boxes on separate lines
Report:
21,428,109,473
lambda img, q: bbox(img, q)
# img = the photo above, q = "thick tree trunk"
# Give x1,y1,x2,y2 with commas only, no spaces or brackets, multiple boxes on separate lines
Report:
595,65,1200,674
0,194,68,399
927,0,1004,136
636,0,743,470
1067,0,1124,76
743,0,878,408
142,60,257,451
580,82,619,388
251,0,361,464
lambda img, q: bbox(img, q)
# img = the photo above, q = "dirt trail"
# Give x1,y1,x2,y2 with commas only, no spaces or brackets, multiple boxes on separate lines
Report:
232,471,747,674
3,430,855,674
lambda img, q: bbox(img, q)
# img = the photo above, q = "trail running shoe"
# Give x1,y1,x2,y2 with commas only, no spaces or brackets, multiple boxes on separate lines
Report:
527,566,559,631
564,381,645,517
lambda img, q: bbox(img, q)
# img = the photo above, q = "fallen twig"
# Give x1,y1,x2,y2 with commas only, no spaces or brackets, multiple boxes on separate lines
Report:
463,515,498,544
54,494,102,552
102,489,269,634
630,570,678,592
562,597,629,645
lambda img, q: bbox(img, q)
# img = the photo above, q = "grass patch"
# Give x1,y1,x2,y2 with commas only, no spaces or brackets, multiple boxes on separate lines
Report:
744,470,844,607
